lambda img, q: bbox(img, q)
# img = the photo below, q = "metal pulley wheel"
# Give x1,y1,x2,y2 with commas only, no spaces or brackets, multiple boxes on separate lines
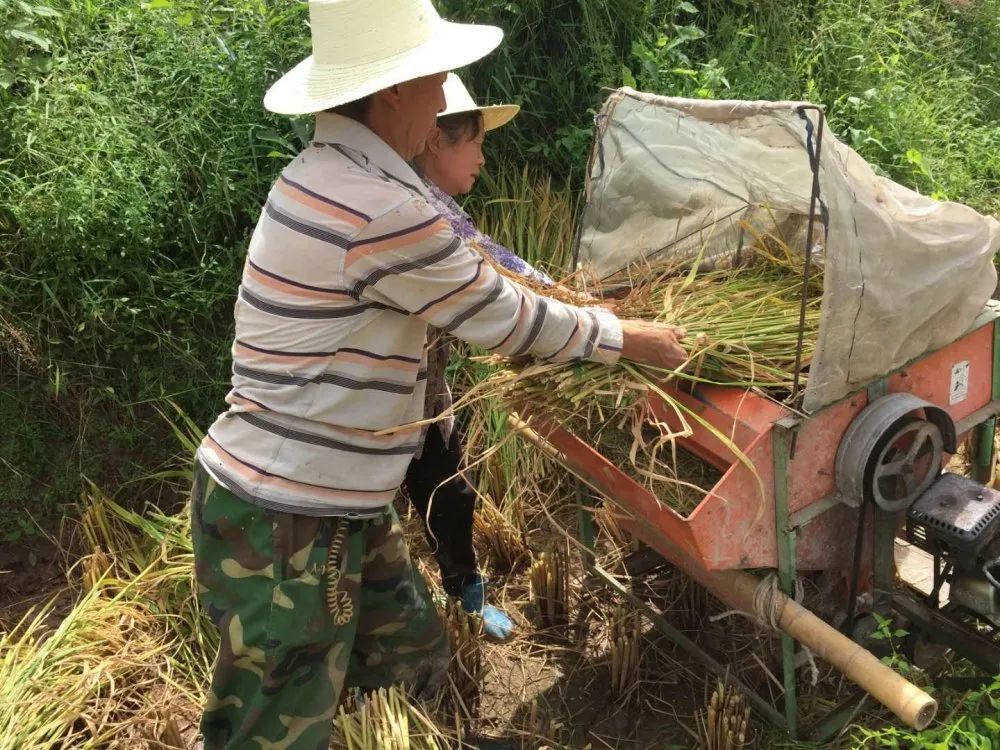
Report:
836,393,954,512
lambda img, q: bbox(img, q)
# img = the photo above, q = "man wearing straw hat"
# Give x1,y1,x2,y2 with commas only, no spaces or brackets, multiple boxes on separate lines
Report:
190,0,688,747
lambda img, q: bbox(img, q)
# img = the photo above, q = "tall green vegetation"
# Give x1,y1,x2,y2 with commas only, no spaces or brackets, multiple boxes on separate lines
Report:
1,0,313,536
444,0,1000,213
1,0,999,534
2,0,310,406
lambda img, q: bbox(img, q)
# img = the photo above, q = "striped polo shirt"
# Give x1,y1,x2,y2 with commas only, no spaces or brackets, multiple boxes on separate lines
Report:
197,113,623,516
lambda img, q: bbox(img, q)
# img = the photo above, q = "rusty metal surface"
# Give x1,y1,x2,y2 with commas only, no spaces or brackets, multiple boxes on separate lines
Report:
520,314,997,573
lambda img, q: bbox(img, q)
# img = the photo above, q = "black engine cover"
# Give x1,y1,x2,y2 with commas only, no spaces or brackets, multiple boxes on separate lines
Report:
906,473,1000,571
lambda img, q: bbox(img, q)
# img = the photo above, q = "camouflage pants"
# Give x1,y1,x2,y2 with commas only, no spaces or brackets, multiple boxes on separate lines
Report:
191,464,449,750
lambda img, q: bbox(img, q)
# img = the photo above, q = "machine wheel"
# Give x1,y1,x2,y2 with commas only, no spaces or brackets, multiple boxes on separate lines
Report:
836,393,952,512
867,416,944,512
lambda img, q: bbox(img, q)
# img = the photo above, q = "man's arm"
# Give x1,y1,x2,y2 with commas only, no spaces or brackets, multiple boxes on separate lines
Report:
344,196,685,368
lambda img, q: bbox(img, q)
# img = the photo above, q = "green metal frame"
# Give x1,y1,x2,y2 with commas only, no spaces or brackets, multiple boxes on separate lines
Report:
972,315,1000,483
570,308,1000,741
772,419,799,737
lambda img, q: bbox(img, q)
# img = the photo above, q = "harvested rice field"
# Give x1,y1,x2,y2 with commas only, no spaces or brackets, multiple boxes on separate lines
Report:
0,468,945,749
0,201,993,750
0,249,955,750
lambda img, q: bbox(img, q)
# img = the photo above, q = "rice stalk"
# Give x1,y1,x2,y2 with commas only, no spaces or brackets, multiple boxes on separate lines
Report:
456,388,542,527
528,545,570,633
514,698,564,747
445,601,484,717
0,487,214,749
77,486,215,695
473,496,530,575
666,569,710,633
608,604,643,703
80,547,114,595
0,574,191,749
150,713,186,749
334,685,458,750
594,502,630,550
470,163,578,276
697,680,752,750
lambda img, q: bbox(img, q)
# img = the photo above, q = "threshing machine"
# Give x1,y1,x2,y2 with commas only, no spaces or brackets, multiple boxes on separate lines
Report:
512,91,1000,740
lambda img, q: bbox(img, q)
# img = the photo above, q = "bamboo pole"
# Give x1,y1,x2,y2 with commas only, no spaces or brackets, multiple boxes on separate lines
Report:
704,569,936,730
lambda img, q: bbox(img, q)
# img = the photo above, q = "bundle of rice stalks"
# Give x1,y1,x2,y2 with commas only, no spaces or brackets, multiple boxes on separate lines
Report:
77,488,215,693
697,680,752,750
0,575,190,748
485,228,822,393
334,685,458,750
445,601,484,716
473,496,530,575
457,230,821,518
608,604,643,702
529,546,570,632
0,489,213,749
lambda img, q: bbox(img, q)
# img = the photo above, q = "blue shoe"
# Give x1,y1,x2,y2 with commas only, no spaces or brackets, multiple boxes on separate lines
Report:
479,604,515,642
460,574,515,642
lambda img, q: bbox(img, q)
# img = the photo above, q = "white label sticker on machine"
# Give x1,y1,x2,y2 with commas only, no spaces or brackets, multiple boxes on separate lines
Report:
950,360,970,405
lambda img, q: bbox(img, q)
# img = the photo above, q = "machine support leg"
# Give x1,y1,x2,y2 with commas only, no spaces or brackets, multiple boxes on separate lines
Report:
972,416,996,485
974,318,1000,484
773,421,799,739
863,378,898,616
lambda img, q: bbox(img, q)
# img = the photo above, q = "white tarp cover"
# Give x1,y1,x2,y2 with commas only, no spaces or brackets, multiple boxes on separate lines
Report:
576,88,1000,412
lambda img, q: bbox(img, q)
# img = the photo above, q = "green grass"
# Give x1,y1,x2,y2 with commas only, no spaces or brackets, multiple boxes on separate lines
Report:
1,0,998,531
1,0,311,418
449,0,1000,215
0,372,176,541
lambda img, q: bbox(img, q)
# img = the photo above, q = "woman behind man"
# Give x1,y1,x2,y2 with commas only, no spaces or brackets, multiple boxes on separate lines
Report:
405,74,584,642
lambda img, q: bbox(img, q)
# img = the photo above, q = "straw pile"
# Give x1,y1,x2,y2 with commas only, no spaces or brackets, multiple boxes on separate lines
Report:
0,491,211,748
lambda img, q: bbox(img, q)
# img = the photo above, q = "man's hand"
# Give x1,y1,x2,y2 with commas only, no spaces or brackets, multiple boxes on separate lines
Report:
619,320,688,370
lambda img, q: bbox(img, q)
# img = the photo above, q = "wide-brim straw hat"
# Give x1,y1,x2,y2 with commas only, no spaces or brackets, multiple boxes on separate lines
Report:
264,0,503,116
439,73,519,131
